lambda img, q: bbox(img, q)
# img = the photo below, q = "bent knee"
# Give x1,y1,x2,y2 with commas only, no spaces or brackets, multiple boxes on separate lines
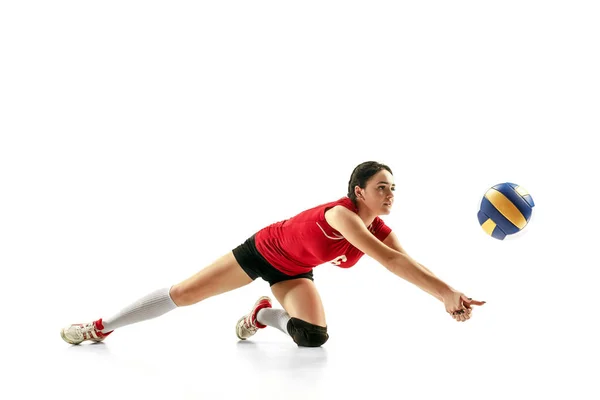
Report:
287,317,329,347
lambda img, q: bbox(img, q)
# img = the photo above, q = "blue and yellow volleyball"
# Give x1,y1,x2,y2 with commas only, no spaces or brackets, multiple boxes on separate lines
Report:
477,182,535,240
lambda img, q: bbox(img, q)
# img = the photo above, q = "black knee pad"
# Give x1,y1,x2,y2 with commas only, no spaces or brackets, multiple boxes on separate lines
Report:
286,317,329,347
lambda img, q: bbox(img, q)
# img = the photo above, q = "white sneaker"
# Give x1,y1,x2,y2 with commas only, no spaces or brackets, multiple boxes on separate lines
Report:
236,296,272,340
60,319,112,345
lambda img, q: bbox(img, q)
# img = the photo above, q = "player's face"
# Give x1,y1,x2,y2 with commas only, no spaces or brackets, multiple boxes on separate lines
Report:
362,170,395,215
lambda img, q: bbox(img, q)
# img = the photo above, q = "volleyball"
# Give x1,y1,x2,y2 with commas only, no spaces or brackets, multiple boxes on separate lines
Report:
477,182,535,240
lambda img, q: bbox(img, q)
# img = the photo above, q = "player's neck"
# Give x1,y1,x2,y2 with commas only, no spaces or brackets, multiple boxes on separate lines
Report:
355,203,376,228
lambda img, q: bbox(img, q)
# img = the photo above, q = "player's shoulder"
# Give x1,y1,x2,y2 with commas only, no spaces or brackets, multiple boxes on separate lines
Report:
324,200,361,230
325,196,357,212
321,197,358,220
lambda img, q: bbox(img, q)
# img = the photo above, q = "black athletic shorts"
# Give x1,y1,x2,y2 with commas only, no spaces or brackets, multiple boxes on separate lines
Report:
232,234,314,287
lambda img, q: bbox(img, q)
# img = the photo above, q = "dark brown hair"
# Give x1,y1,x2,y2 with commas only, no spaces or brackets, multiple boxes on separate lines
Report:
347,161,393,204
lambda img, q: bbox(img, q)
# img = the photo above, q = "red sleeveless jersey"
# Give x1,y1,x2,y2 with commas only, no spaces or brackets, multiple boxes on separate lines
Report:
255,197,392,275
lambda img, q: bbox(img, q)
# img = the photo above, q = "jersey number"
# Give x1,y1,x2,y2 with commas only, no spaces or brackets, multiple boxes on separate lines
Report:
329,255,347,265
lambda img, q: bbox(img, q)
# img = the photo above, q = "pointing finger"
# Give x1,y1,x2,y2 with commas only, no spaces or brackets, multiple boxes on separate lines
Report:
462,296,486,307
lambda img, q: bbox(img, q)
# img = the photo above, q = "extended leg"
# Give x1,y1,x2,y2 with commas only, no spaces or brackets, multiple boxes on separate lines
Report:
61,252,253,344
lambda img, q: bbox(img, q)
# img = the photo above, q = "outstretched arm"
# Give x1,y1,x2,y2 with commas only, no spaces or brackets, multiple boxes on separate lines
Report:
383,232,446,301
325,206,485,320
326,207,452,304
382,232,486,319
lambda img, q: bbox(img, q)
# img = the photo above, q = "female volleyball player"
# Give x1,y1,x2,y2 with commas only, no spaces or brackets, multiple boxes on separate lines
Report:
60,161,485,347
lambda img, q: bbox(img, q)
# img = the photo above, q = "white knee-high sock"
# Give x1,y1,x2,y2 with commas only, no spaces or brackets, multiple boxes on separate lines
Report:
101,287,178,333
256,308,291,335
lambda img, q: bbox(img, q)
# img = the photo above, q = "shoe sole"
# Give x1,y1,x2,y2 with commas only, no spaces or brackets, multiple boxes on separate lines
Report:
60,329,82,345
60,329,105,345
235,316,247,340
235,296,272,340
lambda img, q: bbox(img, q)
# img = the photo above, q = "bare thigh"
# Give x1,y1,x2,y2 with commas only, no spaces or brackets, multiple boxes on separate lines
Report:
270,278,326,327
169,252,253,306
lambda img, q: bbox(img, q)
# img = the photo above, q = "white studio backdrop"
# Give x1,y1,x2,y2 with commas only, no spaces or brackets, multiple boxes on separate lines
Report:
1,1,599,399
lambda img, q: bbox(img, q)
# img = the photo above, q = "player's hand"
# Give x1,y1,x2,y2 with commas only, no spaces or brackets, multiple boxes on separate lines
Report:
443,290,485,322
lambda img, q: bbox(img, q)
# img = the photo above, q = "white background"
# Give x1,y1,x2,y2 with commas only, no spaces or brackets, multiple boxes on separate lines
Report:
1,1,599,399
